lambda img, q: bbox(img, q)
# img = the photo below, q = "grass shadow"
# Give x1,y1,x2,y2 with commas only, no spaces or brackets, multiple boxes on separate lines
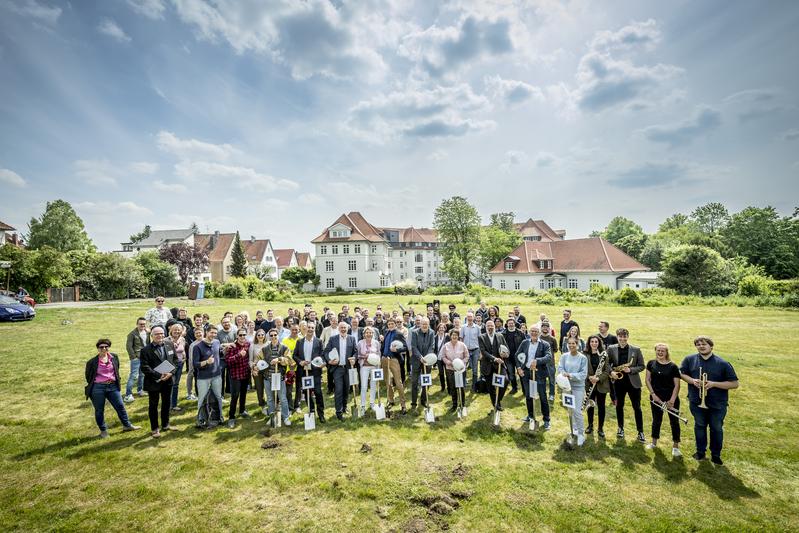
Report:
651,447,689,483
13,435,102,460
694,461,761,500
610,437,651,470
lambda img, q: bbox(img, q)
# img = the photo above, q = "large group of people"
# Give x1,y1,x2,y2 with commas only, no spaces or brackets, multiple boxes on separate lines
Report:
85,298,739,465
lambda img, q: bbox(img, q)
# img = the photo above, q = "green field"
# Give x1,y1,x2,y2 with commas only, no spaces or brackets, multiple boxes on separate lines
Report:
1,296,797,532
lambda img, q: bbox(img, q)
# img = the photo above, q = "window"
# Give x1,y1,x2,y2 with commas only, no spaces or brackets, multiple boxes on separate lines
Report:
325,261,334,272
539,279,545,289
505,261,514,271
514,280,521,290
354,244,361,254
380,276,389,287
427,261,431,268
326,278,334,289
320,246,327,255
539,260,546,269
348,260,357,271
348,277,357,289
568,279,578,289
546,278,557,289
524,235,542,241
500,279,506,289
387,262,391,270
331,245,338,255
371,260,378,270
343,244,350,254
589,279,600,287
371,245,377,254
399,262,404,268
415,266,423,274
415,253,423,262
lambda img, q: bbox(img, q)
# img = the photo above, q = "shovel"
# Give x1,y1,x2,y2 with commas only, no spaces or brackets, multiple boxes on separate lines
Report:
304,367,315,431
349,361,360,419
374,369,386,420
492,360,503,428
270,360,282,428
528,365,540,431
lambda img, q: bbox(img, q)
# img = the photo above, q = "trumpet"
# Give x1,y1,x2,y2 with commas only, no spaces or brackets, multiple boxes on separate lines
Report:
582,351,607,410
698,365,708,409
650,398,688,425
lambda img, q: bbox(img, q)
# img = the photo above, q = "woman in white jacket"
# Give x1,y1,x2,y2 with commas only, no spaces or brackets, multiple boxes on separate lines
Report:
356,327,381,415
558,337,588,446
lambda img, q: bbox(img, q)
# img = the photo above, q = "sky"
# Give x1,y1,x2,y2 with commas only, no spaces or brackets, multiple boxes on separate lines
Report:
1,0,797,252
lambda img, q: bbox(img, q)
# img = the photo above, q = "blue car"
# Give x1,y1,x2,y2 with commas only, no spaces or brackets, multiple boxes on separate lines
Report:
0,294,35,322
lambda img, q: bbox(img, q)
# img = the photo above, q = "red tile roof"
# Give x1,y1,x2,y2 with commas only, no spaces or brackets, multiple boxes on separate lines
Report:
311,212,386,243
242,238,271,264
490,238,648,274
274,248,296,268
195,233,236,262
295,252,312,268
0,220,15,231
513,218,564,241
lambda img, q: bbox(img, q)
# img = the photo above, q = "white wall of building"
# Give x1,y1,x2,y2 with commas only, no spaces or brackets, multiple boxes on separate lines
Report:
490,272,624,291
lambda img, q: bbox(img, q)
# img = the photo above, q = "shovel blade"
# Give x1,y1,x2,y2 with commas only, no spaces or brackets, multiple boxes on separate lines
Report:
304,413,316,431
493,410,501,427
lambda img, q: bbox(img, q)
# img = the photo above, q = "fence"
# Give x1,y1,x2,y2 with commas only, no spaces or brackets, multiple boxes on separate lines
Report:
46,286,80,303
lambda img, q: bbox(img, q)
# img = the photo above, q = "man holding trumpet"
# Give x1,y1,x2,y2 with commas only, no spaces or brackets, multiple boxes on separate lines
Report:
680,336,739,465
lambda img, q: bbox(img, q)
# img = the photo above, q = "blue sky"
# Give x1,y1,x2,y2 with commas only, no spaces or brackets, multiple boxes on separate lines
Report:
1,0,797,251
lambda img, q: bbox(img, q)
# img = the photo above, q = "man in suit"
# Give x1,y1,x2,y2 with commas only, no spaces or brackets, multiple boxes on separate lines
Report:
478,320,509,410
324,321,357,421
294,325,326,423
516,325,553,430
124,317,149,402
139,325,179,438
410,317,435,410
607,328,646,442
503,318,525,394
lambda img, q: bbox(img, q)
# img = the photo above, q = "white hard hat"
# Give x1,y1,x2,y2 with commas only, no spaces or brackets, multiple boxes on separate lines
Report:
367,353,380,366
499,345,509,356
452,358,465,372
256,360,268,371
390,340,403,352
556,373,572,392
423,353,438,366
311,356,325,368
516,352,526,365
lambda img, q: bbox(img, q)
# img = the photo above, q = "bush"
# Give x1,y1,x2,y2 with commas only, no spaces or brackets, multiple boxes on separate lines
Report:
466,283,499,298
393,279,417,295
588,284,613,298
424,285,462,296
535,293,556,305
221,280,246,299
768,279,799,296
737,274,771,297
617,287,642,306
203,280,221,298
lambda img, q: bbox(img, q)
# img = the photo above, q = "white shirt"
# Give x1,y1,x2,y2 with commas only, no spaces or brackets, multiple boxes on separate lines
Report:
303,337,314,362
338,335,348,366
139,330,147,345
527,340,540,363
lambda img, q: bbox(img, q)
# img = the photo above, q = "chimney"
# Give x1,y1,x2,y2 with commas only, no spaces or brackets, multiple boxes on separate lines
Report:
210,230,219,250
250,235,256,244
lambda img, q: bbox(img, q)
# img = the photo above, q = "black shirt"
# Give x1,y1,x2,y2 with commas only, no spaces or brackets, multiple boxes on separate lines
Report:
646,360,679,397
599,333,618,351
616,345,630,384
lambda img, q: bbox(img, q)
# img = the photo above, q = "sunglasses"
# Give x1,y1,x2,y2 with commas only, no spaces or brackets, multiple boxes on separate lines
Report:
98,345,110,349
269,334,277,337
238,334,246,337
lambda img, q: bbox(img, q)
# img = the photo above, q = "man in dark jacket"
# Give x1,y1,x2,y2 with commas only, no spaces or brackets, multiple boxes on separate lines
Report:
478,321,509,409
294,327,326,423
124,317,148,402
515,325,553,429
503,318,525,394
139,325,179,437
410,317,435,409
607,328,646,442
324,321,357,421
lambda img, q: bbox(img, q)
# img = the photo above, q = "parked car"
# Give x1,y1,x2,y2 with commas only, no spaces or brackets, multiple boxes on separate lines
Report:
0,294,36,321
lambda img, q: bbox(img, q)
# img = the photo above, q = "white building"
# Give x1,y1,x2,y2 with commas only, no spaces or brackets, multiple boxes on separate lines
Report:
274,248,298,279
243,237,278,280
617,271,662,290
489,238,650,291
311,212,449,292
118,228,195,258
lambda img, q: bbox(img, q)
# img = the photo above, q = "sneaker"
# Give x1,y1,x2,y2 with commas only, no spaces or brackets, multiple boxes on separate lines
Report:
170,406,182,412
400,407,407,415
692,452,706,461
185,394,196,401
521,415,531,422
227,419,236,429
151,430,161,438
646,443,657,450
672,448,682,458
99,430,109,438
261,406,269,415
598,430,605,439
543,421,551,431
123,395,135,403
137,391,146,397
711,455,723,465
585,426,593,435
284,418,291,426
617,428,624,438
123,424,141,432
637,432,646,443
549,395,555,402
577,434,586,446
240,411,250,419
496,405,504,412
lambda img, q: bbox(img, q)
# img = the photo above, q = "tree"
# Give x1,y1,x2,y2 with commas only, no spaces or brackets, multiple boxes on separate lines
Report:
691,202,730,234
722,206,799,279
129,225,151,244
0,244,73,300
596,216,644,244
249,264,276,281
658,213,690,232
27,199,95,252
433,196,481,286
489,212,516,233
74,253,147,300
280,266,317,286
615,233,648,260
189,222,199,234
659,244,734,296
158,243,209,284
134,252,182,295
228,231,248,278
639,238,670,270
477,213,522,278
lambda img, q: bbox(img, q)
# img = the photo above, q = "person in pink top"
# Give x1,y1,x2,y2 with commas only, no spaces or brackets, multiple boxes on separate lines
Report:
440,329,469,411
356,327,381,414
84,338,141,438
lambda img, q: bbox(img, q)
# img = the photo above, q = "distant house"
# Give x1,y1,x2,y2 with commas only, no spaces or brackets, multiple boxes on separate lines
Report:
0,220,22,247
273,248,298,278
295,252,313,269
242,236,278,279
513,218,566,242
194,232,236,282
489,238,650,291
617,271,662,290
119,228,195,258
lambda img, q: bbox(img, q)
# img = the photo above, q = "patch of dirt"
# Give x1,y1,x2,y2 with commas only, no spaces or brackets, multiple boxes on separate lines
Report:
260,439,280,450
449,488,473,500
429,501,454,515
376,505,389,519
451,463,470,479
360,443,372,453
402,518,427,533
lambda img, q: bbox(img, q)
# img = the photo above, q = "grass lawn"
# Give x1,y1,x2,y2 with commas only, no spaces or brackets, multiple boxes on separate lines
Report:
1,297,798,532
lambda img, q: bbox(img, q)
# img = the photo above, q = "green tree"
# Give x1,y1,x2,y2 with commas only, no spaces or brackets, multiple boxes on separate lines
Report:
280,266,316,285
691,202,730,234
615,233,648,260
638,238,669,270
228,231,248,278
27,199,95,252
595,216,644,244
659,244,734,296
658,213,690,232
433,196,481,286
134,252,182,295
722,206,799,279
0,244,74,301
477,212,522,278
129,225,151,243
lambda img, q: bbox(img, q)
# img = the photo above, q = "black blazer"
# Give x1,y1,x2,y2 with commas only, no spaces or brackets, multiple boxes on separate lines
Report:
140,342,179,392
84,353,122,398
293,337,324,374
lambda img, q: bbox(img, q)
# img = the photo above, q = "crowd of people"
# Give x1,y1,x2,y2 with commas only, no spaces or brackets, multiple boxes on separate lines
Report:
84,297,739,465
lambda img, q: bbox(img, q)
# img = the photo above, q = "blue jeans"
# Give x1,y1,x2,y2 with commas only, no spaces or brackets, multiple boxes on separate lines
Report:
266,377,289,419
690,402,727,457
170,364,184,408
468,348,479,389
125,358,144,396
90,382,132,431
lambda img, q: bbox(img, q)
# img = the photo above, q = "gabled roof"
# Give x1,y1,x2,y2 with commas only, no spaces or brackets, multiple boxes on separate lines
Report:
490,238,648,274
242,238,272,264
513,218,564,241
274,248,296,268
131,228,195,247
0,220,15,231
312,212,386,243
195,233,236,262
296,252,312,268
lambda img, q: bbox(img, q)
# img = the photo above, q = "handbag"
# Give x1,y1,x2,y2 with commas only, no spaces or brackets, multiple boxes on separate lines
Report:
285,369,296,386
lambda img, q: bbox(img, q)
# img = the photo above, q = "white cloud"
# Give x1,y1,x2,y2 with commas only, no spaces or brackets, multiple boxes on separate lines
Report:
590,18,660,52
722,88,788,122
640,105,722,147
153,180,187,193
127,0,166,20
156,130,239,161
75,201,152,216
97,18,132,43
500,150,528,171
74,159,117,186
298,193,324,205
427,149,448,161
1,0,61,26
129,161,159,174
484,75,544,106
173,160,298,192
535,152,559,168
0,168,26,187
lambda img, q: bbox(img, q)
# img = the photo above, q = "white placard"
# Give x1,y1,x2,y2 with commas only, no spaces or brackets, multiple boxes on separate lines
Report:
304,413,315,430
528,379,539,399
348,368,358,385
153,360,175,375
420,374,432,387
328,348,339,363
374,403,386,420
425,407,435,423
301,376,314,390
271,372,282,392
492,373,506,388
562,393,575,409
454,371,464,389
371,368,384,382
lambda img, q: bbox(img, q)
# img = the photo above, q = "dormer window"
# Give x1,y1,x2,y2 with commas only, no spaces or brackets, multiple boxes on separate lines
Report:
329,226,351,238
504,260,514,271
539,260,546,269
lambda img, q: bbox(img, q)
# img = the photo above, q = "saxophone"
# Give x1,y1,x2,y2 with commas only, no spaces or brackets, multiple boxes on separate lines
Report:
582,351,607,410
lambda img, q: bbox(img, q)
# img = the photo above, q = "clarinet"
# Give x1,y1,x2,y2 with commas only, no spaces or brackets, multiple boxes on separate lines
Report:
582,351,607,410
